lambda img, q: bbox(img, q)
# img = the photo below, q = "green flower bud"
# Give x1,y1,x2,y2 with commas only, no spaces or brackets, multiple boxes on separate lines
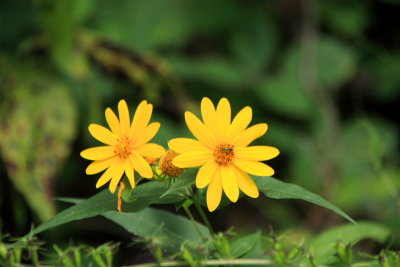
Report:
288,246,302,261
214,233,233,259
73,248,82,267
335,241,352,265
13,248,21,263
0,243,7,259
181,245,195,266
105,247,113,267
273,250,286,266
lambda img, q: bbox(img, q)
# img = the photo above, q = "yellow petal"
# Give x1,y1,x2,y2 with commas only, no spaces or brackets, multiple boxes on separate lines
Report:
109,161,125,193
216,98,231,137
131,101,152,134
206,167,222,212
168,138,210,154
233,159,275,176
226,106,252,143
105,108,122,137
134,122,160,147
129,152,153,178
233,123,268,147
232,166,259,198
136,143,165,158
196,160,218,188
88,124,118,145
80,146,115,160
172,151,212,168
86,157,116,175
96,163,116,188
124,161,136,188
235,146,280,161
201,97,221,141
185,111,216,148
201,97,216,126
221,166,239,202
118,100,131,135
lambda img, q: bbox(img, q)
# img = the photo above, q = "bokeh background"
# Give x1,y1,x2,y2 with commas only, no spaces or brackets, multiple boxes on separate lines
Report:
1,0,399,264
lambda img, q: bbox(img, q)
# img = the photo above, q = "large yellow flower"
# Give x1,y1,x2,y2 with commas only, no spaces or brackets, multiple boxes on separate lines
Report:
81,100,165,193
169,97,279,212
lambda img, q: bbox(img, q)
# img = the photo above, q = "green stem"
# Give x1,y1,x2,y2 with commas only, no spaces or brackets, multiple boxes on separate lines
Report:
193,201,214,237
123,258,273,267
11,261,331,267
182,205,207,242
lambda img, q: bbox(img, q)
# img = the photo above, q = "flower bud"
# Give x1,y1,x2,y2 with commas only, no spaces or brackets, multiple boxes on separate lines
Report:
214,233,233,259
159,150,184,178
0,242,7,259
335,241,353,266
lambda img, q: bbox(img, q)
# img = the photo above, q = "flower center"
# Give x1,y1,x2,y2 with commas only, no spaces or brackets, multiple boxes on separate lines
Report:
213,143,234,166
114,136,133,159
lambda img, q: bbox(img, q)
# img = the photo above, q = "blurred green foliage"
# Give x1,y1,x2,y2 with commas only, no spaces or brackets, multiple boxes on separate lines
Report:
0,62,77,221
1,0,399,264
0,222,396,267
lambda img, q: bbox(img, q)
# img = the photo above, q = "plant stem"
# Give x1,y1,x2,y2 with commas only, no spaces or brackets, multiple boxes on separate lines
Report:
193,201,214,237
182,205,207,242
123,258,274,267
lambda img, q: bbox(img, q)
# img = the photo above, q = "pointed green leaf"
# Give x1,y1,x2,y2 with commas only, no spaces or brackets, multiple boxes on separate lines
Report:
31,190,116,235
310,221,390,264
253,176,355,224
54,197,83,204
129,180,184,204
231,232,262,258
317,38,356,89
102,208,210,251
32,181,185,236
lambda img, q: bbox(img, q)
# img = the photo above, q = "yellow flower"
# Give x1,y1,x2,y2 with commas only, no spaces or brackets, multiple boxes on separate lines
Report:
169,97,279,212
81,100,165,193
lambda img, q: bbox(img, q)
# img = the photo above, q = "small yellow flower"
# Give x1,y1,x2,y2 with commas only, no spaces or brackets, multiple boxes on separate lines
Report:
81,100,165,193
169,97,279,212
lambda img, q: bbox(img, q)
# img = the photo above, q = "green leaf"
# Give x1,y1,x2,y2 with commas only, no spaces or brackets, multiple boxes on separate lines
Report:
92,0,189,50
102,208,210,251
231,232,262,258
256,37,356,117
321,1,369,38
0,80,77,221
309,221,390,264
335,118,398,212
92,0,242,51
230,10,277,72
31,190,116,235
256,74,314,118
32,181,185,236
253,176,355,224
317,38,356,89
160,168,197,198
128,180,184,204
255,47,314,118
367,52,400,101
167,56,246,89
55,197,83,204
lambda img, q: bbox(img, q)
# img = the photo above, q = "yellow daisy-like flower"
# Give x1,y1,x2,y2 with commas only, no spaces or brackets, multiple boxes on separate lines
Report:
81,100,165,193
169,97,279,212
